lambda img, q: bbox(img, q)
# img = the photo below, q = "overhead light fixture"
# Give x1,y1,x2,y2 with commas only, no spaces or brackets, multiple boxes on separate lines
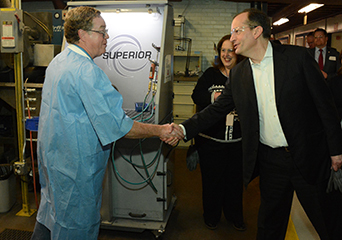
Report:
273,18,289,26
298,3,324,13
113,7,161,15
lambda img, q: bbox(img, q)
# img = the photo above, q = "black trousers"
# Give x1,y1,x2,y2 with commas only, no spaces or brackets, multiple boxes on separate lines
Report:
257,143,342,240
31,221,51,240
197,140,244,225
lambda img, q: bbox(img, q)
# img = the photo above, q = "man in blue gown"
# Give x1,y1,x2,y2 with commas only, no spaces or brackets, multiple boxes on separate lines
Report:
31,6,182,240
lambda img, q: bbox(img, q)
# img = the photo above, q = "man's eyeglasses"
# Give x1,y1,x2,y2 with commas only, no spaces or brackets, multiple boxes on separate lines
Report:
89,29,108,38
231,25,257,36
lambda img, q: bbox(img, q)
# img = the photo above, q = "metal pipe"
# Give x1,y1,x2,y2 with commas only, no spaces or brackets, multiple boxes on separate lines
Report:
12,0,36,217
14,52,36,217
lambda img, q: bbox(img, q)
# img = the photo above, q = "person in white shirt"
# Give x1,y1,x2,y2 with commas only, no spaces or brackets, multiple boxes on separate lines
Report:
166,8,342,240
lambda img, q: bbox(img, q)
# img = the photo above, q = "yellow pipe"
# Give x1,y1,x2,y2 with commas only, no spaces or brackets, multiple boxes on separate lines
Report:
12,0,36,217
14,52,36,217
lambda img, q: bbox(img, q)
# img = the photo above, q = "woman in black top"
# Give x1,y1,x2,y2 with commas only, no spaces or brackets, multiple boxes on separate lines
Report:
192,35,245,231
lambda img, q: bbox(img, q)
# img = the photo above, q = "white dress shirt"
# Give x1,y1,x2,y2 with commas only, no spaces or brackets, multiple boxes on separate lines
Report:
181,41,288,148
250,41,288,148
314,46,327,66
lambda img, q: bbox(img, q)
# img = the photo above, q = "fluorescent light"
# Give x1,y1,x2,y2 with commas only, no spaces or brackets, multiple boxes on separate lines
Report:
273,18,289,26
113,7,161,15
298,3,324,13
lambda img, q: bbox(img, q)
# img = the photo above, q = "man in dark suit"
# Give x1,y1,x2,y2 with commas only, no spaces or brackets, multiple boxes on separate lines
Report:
309,28,341,82
166,8,342,240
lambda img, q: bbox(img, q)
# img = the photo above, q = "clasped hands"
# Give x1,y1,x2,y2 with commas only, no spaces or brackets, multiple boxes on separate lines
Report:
160,123,184,146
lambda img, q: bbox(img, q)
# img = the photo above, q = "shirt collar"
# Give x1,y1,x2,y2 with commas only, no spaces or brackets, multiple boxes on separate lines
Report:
68,44,93,60
249,41,273,66
315,46,327,52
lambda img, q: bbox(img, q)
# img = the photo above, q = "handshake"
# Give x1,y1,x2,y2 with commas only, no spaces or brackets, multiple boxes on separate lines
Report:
159,123,185,146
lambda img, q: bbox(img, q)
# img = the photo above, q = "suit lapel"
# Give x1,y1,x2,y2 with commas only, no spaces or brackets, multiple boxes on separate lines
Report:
272,44,287,103
240,60,258,114
237,44,287,113
324,47,333,72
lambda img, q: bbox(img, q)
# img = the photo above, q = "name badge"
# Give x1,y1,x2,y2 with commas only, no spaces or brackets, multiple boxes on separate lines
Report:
226,113,234,126
329,56,336,61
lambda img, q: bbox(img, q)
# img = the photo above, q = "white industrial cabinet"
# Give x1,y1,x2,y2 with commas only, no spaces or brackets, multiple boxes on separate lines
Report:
66,1,175,238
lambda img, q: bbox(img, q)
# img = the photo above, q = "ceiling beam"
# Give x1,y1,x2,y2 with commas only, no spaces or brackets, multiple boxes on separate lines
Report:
271,1,310,22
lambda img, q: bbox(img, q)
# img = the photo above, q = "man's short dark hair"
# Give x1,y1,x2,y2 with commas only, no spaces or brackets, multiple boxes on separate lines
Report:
237,8,271,39
314,28,327,37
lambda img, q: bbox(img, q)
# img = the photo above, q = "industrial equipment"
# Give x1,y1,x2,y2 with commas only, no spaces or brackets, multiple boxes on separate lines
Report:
0,1,176,236
0,2,64,217
65,1,175,238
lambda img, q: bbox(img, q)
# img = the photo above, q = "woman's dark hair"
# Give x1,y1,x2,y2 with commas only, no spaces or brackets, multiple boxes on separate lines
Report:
213,35,244,69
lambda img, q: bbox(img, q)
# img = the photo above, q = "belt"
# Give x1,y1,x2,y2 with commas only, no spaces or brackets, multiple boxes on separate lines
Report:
260,143,290,152
275,146,290,152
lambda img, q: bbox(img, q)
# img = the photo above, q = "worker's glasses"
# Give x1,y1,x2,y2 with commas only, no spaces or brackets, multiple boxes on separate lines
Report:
314,35,324,39
89,29,108,38
231,25,257,36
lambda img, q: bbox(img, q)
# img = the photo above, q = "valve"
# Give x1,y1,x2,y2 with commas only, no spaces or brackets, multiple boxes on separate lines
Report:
14,161,29,175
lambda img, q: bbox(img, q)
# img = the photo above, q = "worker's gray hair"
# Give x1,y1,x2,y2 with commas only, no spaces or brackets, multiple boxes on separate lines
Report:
64,6,101,44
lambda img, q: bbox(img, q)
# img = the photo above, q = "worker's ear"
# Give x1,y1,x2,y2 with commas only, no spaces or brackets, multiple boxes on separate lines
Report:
78,29,87,41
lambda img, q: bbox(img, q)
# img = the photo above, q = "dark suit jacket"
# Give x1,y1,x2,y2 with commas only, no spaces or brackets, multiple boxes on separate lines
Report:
182,42,342,186
329,74,342,121
309,47,341,81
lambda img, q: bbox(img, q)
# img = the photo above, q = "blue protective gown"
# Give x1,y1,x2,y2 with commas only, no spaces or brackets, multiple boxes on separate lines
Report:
36,45,134,240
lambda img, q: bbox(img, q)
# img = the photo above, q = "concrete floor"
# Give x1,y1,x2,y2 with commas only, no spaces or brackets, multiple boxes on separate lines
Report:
0,148,315,240
98,148,260,240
